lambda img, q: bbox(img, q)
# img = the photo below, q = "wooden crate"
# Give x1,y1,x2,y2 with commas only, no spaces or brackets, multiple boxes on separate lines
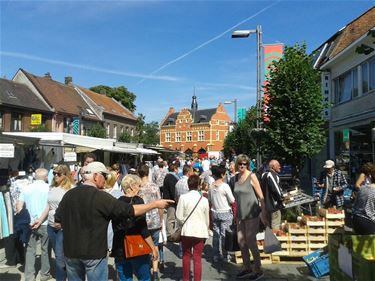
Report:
307,226,326,235
325,219,345,227
319,208,345,219
308,234,326,242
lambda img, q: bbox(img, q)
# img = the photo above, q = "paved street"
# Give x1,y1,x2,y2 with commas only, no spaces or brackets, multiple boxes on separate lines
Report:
0,237,329,281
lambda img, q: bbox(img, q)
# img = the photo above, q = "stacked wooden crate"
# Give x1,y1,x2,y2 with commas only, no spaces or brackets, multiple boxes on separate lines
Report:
304,217,327,253
319,208,345,235
288,223,308,256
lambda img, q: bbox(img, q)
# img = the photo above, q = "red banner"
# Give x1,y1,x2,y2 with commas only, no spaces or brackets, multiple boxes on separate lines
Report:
263,44,283,123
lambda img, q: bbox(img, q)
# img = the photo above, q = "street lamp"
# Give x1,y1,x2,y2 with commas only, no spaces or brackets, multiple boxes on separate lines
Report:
232,25,263,169
224,99,237,124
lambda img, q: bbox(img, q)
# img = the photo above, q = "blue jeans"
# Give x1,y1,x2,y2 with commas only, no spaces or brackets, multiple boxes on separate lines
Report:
66,257,108,281
212,210,233,258
115,255,151,281
47,226,66,281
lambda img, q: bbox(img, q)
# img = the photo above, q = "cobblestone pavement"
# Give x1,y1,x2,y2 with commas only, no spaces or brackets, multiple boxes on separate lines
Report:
0,237,329,281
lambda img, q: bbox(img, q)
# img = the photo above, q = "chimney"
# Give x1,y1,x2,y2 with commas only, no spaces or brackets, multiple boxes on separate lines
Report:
44,72,52,79
65,76,73,85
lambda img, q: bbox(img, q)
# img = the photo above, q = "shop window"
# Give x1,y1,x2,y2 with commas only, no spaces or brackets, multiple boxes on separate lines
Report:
11,113,22,131
186,132,192,141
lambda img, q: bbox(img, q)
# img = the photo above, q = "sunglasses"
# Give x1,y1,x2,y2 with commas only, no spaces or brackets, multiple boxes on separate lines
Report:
238,163,248,167
53,172,62,177
99,172,108,180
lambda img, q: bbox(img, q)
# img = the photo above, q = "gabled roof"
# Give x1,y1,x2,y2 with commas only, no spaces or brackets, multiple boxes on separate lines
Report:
0,78,52,113
162,108,217,126
78,87,137,121
20,69,100,121
314,6,375,69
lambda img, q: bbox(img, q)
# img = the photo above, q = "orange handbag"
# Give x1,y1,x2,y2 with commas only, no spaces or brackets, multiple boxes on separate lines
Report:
124,235,152,258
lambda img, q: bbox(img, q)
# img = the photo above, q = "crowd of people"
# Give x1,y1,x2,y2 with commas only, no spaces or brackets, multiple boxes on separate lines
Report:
1,152,374,281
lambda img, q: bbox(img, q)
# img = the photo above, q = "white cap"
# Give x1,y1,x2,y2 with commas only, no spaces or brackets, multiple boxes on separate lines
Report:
86,162,109,175
323,160,335,169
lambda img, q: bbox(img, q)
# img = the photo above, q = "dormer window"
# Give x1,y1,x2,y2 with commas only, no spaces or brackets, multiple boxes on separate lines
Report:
199,115,207,123
167,117,175,125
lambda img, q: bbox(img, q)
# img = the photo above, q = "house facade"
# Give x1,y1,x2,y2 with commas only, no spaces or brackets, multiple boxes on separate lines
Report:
13,69,102,134
160,96,231,157
0,78,53,132
313,6,375,181
77,86,137,140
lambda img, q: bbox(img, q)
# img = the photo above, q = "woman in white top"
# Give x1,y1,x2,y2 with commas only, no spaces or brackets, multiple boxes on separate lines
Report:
208,165,235,262
48,164,73,281
176,175,209,281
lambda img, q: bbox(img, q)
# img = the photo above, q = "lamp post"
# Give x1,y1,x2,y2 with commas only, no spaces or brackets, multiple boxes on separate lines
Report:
224,98,238,124
232,25,263,169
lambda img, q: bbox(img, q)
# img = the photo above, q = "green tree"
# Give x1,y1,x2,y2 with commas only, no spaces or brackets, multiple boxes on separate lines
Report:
140,121,160,145
264,43,326,178
118,132,132,143
89,85,136,112
87,122,106,138
223,107,257,158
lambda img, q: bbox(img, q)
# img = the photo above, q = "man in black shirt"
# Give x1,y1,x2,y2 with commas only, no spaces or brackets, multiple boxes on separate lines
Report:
162,163,179,238
55,162,173,281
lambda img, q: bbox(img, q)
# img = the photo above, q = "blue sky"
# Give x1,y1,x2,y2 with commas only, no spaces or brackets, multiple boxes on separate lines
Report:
1,0,374,123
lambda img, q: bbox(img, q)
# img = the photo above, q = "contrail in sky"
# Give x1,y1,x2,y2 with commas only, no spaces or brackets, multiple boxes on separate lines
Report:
0,51,179,81
137,1,280,85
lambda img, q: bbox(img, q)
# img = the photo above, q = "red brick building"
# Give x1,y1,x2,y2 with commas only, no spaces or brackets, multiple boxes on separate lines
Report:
160,96,231,157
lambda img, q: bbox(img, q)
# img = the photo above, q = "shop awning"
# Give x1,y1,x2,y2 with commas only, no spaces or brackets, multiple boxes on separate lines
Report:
2,132,159,155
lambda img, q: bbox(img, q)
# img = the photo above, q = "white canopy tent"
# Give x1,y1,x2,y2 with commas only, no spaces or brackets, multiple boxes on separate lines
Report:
2,132,158,155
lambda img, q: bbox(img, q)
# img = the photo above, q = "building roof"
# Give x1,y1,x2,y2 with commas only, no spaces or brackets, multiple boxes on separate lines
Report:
78,87,137,121
314,6,375,69
162,108,217,126
0,78,52,113
20,69,100,121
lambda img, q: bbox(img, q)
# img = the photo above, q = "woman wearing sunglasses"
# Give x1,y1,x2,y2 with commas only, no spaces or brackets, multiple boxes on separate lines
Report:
233,154,267,281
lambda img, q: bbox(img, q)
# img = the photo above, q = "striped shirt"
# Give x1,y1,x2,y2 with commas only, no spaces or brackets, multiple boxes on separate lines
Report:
353,184,375,223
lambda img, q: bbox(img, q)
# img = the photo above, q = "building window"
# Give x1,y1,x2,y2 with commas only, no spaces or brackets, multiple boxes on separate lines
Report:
198,130,204,141
334,71,352,104
352,68,358,98
216,131,220,141
370,58,375,91
113,124,117,139
166,132,171,142
131,128,134,137
176,132,181,142
186,132,192,142
106,124,110,137
361,61,369,94
0,112,3,129
11,113,22,131
121,126,124,134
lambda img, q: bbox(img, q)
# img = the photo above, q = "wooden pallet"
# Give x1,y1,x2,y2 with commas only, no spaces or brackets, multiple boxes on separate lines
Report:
271,255,304,264
234,251,272,265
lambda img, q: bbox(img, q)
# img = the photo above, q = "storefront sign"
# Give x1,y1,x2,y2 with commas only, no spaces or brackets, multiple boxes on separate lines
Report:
0,144,15,158
343,129,350,142
31,114,42,125
64,152,77,162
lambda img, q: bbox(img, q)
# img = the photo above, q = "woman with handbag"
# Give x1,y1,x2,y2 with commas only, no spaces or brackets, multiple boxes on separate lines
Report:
111,174,158,281
176,174,209,281
233,154,267,281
